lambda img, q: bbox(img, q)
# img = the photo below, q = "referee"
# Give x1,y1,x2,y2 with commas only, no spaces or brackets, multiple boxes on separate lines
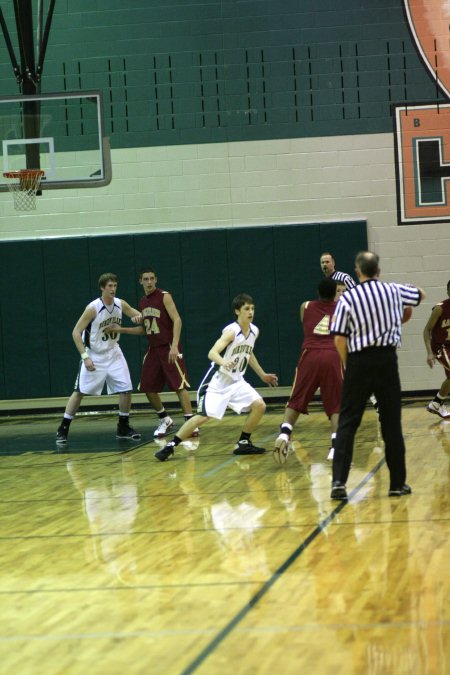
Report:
330,251,426,499
320,251,356,290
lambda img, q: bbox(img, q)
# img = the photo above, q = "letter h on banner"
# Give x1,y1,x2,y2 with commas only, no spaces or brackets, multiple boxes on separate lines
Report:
395,104,450,224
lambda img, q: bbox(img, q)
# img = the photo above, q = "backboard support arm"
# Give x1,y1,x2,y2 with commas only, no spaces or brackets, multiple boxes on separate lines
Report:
2,0,55,90
36,0,55,81
0,7,21,83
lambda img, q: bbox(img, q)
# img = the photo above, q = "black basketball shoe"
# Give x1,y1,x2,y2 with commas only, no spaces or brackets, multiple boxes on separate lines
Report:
233,440,266,455
154,441,176,461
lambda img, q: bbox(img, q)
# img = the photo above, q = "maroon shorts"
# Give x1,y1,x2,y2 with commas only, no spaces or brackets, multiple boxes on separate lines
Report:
138,344,190,393
435,345,450,378
287,348,343,417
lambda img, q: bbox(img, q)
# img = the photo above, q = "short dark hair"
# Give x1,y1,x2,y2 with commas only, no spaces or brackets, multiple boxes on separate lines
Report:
317,277,337,300
320,251,335,261
139,268,156,279
355,251,379,278
98,272,118,289
232,293,254,314
447,279,450,291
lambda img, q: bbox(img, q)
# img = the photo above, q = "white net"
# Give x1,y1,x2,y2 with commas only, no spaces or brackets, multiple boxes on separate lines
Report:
3,170,44,211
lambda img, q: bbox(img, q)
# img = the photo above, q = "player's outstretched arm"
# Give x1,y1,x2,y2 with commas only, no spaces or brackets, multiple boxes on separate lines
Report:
104,324,145,336
121,300,142,321
248,353,278,386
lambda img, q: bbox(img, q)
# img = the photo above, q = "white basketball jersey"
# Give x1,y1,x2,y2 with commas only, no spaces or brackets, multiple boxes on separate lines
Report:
218,321,259,382
83,297,123,354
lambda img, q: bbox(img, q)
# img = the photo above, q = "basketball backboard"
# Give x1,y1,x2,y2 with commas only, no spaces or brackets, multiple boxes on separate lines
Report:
0,90,111,191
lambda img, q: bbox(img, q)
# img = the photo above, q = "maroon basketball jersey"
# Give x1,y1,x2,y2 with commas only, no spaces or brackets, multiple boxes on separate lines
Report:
139,288,176,347
302,299,337,350
431,298,450,352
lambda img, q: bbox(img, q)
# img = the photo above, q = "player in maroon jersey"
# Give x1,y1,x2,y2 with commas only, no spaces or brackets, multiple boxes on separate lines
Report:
423,280,450,420
273,278,343,464
106,268,197,437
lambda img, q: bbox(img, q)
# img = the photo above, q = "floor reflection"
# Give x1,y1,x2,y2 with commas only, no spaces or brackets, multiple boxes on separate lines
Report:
66,456,139,584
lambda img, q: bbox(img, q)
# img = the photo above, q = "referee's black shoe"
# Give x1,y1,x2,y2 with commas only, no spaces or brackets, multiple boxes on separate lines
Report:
330,481,348,500
388,483,412,497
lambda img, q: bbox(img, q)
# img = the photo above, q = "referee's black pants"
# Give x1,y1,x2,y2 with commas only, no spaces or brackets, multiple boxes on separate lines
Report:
332,346,407,490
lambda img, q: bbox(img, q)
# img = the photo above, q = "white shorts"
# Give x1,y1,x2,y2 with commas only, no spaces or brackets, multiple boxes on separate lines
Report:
198,373,262,420
75,346,133,396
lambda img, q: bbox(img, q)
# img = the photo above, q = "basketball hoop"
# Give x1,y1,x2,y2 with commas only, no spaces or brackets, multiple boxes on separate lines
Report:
3,169,45,211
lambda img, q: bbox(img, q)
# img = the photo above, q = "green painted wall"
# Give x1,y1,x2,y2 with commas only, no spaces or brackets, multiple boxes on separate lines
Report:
0,1,440,150
0,221,367,400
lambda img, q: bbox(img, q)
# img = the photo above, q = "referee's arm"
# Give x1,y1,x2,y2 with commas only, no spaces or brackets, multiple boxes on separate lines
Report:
334,335,348,365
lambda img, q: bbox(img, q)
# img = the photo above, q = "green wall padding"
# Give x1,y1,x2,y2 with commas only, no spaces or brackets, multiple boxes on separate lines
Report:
0,221,367,400
180,229,231,385
0,296,4,399
273,223,321,384
0,241,51,398
43,237,92,395
224,226,279,387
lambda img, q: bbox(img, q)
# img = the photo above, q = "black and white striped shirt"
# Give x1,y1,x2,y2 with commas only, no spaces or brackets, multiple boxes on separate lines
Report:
331,279,421,352
331,270,356,290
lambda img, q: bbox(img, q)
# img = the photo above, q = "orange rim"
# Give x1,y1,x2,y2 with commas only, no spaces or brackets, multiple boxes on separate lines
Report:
3,170,45,178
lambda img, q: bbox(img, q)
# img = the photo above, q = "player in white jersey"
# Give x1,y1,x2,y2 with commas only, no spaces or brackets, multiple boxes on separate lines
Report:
154,293,278,461
83,296,123,353
55,273,142,444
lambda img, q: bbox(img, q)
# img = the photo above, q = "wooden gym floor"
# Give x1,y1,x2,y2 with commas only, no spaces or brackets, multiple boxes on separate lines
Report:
0,400,449,674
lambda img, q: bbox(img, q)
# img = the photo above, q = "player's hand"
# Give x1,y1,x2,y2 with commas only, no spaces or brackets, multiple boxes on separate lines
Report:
103,325,115,334
131,314,142,324
222,359,236,371
168,346,179,364
263,373,278,387
426,354,435,368
84,357,96,371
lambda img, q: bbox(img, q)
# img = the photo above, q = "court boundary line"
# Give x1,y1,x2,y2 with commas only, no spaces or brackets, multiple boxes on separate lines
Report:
181,458,386,675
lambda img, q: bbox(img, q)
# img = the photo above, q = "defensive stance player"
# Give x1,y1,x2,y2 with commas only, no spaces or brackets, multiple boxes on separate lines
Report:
273,278,343,464
154,293,278,461
106,268,197,437
56,273,141,443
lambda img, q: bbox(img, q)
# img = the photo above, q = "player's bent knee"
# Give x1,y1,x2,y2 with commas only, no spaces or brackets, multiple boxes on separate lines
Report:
253,398,266,414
